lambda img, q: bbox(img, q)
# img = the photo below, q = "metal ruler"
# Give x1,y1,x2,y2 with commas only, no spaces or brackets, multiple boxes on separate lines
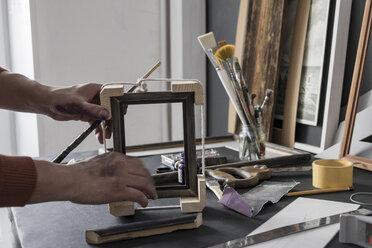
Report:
209,208,372,248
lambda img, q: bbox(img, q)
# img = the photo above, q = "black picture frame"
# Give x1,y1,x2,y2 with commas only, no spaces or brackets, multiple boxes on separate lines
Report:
110,92,198,198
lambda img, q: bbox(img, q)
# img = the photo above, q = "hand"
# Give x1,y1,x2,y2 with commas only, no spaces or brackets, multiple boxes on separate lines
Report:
47,83,112,143
70,152,157,206
29,152,157,206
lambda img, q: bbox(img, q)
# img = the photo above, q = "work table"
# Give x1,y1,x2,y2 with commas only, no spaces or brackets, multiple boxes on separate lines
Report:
8,145,372,248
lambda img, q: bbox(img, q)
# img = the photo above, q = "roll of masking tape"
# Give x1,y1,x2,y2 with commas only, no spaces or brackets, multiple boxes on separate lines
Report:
312,159,353,189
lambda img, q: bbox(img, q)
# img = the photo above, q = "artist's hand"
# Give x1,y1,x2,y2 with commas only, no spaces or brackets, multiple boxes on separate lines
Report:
29,152,157,206
47,83,115,144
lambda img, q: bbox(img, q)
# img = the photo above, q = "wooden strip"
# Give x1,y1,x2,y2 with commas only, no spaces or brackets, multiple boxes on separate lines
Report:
281,0,311,147
342,155,372,171
339,0,372,158
231,0,286,140
141,61,161,80
86,213,202,245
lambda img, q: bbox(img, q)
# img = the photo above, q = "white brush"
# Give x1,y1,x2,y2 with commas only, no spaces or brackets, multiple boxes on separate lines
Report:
197,32,219,69
198,32,248,126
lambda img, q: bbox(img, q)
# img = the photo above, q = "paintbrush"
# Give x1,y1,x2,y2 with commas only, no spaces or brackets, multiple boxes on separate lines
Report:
53,61,161,163
233,58,255,116
198,33,248,127
260,88,273,113
214,44,257,128
53,120,102,163
214,44,261,158
286,187,353,196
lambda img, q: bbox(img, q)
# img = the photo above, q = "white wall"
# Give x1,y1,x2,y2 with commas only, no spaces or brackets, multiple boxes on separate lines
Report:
2,0,39,156
170,0,206,140
29,0,167,156
2,0,206,157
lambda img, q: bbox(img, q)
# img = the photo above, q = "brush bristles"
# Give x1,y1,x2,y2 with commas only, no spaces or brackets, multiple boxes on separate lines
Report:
218,40,227,47
266,89,273,97
214,45,235,62
198,32,217,51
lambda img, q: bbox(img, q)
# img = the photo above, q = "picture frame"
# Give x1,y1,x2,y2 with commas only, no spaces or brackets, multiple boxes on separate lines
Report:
339,0,372,171
111,91,199,198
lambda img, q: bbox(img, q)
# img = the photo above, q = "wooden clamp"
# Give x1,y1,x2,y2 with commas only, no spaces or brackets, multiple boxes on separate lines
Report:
180,175,206,213
171,81,204,106
106,80,205,217
99,84,125,119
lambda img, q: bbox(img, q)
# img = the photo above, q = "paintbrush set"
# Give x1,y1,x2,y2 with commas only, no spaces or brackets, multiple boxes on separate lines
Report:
197,32,273,160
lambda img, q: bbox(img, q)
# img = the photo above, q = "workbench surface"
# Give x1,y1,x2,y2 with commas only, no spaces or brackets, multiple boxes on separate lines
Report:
9,148,372,248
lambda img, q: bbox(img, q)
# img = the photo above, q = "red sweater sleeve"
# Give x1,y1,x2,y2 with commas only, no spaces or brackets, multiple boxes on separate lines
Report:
0,155,37,207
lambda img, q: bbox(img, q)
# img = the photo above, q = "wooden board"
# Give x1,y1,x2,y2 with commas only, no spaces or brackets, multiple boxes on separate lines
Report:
230,0,286,140
86,213,202,245
280,0,311,147
339,0,372,171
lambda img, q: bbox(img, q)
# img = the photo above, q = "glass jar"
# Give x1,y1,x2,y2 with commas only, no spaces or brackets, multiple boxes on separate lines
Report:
239,125,259,161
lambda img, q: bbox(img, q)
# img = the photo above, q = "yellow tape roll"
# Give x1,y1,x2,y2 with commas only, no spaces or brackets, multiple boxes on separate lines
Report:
312,159,353,189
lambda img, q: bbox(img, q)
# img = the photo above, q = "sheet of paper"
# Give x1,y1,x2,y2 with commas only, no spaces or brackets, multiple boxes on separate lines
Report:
249,197,359,248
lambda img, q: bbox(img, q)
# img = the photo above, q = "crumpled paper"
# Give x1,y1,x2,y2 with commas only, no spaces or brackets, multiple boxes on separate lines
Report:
241,180,299,216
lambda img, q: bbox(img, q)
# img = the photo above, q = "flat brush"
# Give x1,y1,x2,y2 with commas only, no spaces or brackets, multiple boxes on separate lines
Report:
53,61,161,163
53,79,146,163
233,58,255,116
198,33,248,126
260,89,273,112
197,32,219,69
215,45,260,145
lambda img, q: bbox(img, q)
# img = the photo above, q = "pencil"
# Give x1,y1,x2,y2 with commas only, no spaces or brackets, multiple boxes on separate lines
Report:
285,187,353,196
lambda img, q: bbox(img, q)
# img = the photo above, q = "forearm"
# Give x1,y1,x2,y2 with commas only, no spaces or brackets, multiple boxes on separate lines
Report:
0,71,52,115
27,160,76,204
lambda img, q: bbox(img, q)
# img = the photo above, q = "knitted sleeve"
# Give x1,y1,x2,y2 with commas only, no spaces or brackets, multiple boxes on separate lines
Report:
0,155,37,207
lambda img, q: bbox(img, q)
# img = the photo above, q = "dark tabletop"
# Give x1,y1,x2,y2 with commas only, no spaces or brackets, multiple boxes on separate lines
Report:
10,148,372,248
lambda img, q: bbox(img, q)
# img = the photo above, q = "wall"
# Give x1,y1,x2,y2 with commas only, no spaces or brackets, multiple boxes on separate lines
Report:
206,0,240,137
29,0,166,156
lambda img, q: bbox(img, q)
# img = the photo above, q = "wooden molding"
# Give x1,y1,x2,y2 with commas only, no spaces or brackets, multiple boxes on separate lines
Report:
280,0,311,148
180,175,206,213
339,0,372,171
86,213,202,244
342,155,372,171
